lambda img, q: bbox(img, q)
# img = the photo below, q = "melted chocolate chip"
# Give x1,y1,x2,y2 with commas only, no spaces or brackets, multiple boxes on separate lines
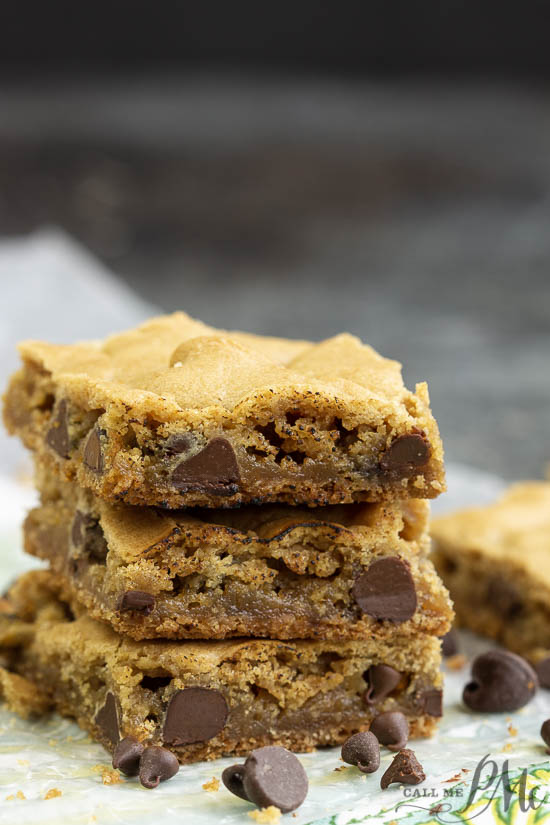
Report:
352,557,417,622
380,749,426,790
341,731,380,774
164,433,194,456
95,691,120,747
441,628,459,658
162,687,228,746
71,510,108,562
112,736,144,776
363,664,401,705
84,428,104,473
171,438,240,494
118,591,156,614
242,746,309,814
369,711,409,751
45,400,70,458
139,745,179,789
222,764,249,801
463,650,538,712
417,688,443,717
535,657,550,689
379,433,431,472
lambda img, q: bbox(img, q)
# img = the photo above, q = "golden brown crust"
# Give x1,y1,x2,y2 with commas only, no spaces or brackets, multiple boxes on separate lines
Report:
4,312,445,508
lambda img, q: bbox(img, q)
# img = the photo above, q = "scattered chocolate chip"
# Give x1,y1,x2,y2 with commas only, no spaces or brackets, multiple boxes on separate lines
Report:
370,711,409,751
171,438,240,493
118,590,156,614
45,400,70,458
541,720,550,752
112,736,144,776
380,749,426,789
222,764,249,801
242,746,308,814
463,650,538,712
71,510,108,562
441,628,459,658
352,557,417,622
95,691,120,747
162,687,228,746
364,664,401,705
535,657,550,689
139,745,179,789
84,427,104,473
417,688,443,717
341,731,380,774
379,433,431,472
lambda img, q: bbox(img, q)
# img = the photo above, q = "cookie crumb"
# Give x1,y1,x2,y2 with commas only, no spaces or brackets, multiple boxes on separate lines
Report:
17,759,29,766
430,804,444,815
333,765,349,772
202,777,220,792
501,742,513,753
443,773,462,783
44,788,62,799
101,768,122,785
446,654,467,671
507,723,518,736
248,806,282,824
6,790,26,801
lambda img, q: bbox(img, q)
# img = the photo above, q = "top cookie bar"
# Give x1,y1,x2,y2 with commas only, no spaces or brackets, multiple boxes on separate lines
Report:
4,312,445,508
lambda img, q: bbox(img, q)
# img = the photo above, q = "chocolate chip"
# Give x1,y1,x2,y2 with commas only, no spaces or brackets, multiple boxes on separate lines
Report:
364,664,401,705
541,719,550,752
380,748,426,790
162,687,228,746
352,557,417,622
242,746,308,814
222,764,249,801
45,400,70,458
417,688,443,717
118,591,156,614
379,433,430,472
535,657,550,689
441,628,459,657
95,691,120,747
139,745,179,789
369,711,409,751
71,511,108,562
341,731,380,774
112,736,144,776
463,650,538,712
171,438,240,494
164,433,194,456
84,427,104,472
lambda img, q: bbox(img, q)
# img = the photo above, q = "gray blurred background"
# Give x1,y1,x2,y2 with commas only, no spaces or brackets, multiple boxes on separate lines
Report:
0,3,549,481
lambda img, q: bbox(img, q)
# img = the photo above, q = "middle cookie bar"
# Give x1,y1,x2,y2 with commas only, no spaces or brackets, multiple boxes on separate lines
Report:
25,479,452,641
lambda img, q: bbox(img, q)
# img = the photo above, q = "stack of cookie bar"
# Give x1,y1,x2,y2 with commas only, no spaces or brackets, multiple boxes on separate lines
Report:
0,312,452,766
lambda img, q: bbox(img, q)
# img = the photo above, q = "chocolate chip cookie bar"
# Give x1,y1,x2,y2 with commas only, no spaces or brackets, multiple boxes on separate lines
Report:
432,482,550,662
23,475,452,640
4,312,445,508
0,571,444,763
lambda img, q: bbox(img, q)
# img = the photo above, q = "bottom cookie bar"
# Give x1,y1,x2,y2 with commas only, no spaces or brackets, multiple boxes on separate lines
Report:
0,571,443,763
432,482,550,663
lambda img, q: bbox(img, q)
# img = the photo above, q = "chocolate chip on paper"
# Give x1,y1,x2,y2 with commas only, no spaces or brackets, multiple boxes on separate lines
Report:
352,557,417,622
369,711,409,751
112,736,144,776
441,628,459,658
341,731,380,774
463,650,538,712
380,749,426,789
139,745,179,789
221,764,249,801
534,657,550,689
242,746,308,814
541,719,550,752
